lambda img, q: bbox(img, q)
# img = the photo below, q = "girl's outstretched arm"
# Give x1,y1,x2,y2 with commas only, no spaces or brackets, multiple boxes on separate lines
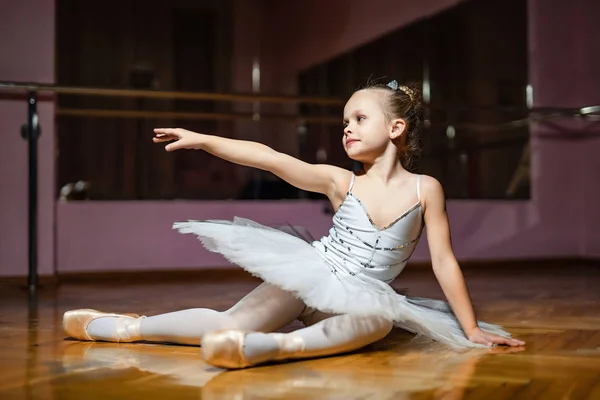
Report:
153,128,348,198
421,176,525,347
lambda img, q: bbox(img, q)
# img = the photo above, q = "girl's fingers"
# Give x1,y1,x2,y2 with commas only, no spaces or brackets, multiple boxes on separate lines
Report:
165,143,180,152
489,335,525,347
499,336,525,346
154,128,175,134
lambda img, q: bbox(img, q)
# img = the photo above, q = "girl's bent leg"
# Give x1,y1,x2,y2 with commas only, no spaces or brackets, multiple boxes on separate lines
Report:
63,283,306,345
288,313,394,358
138,283,306,344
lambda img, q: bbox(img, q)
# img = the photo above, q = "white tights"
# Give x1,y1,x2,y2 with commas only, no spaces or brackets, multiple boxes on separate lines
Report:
87,283,393,364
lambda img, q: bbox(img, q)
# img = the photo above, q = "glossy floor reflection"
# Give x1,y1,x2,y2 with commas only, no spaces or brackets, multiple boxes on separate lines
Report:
1,264,599,399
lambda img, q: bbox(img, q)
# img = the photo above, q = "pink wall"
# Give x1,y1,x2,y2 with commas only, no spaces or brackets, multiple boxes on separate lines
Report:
0,0,55,83
528,0,600,259
0,0,55,277
57,199,551,272
582,137,600,258
56,201,332,272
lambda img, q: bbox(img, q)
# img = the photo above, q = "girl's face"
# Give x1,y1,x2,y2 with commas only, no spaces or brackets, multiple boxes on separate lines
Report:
342,90,402,162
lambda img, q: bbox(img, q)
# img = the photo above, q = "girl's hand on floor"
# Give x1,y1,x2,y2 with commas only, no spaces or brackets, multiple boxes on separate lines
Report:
467,327,525,347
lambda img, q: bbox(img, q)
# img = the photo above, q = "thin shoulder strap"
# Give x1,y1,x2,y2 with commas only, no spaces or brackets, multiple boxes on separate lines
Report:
348,172,356,193
416,175,421,203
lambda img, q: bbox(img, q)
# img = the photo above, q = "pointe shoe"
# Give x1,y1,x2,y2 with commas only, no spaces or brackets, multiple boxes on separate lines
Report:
201,330,305,370
201,330,252,369
62,308,145,342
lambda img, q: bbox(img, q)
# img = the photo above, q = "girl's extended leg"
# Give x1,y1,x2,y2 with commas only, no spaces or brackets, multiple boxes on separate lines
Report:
64,283,306,345
203,312,394,368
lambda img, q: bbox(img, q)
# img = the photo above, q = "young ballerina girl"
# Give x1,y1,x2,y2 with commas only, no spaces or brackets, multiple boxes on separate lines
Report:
62,80,525,369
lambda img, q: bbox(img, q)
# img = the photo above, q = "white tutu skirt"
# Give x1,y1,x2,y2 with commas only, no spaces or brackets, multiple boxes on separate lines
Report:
173,217,511,349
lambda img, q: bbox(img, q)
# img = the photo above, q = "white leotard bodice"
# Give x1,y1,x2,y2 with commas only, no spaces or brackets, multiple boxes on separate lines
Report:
313,173,424,283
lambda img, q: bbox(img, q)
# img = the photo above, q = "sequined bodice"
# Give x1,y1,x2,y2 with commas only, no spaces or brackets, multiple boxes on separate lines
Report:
313,174,424,283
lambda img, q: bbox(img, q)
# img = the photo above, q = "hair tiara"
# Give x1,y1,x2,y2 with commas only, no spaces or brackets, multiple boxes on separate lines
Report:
386,80,415,101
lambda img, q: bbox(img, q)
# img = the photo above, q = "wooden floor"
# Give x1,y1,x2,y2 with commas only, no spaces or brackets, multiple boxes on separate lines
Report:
1,263,599,399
